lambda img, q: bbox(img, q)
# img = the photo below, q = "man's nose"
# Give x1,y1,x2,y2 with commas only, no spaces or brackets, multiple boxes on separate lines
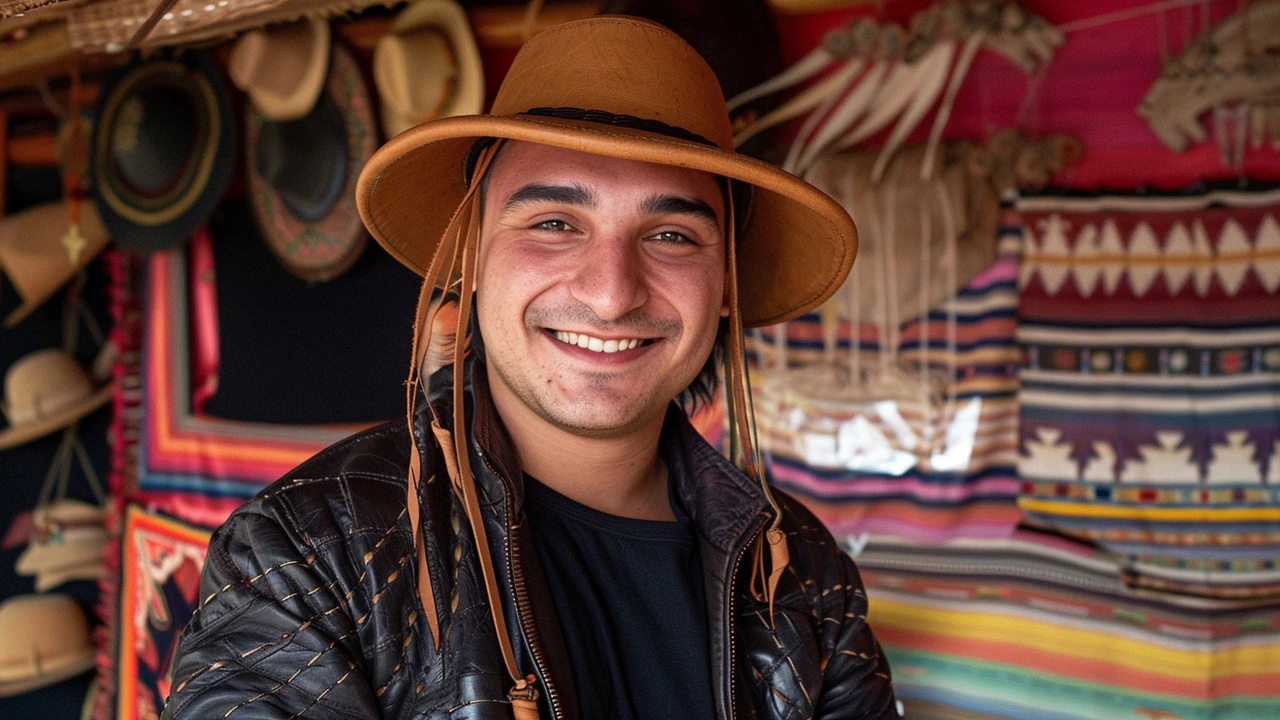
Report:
569,234,647,322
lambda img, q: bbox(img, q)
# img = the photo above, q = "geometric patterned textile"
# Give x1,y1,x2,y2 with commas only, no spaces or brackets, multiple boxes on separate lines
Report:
753,208,1025,545
135,234,365,528
106,505,211,720
858,536,1280,719
1016,188,1280,598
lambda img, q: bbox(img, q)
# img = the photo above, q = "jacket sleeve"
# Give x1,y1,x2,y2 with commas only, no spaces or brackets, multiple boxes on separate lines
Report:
814,550,900,719
162,502,379,719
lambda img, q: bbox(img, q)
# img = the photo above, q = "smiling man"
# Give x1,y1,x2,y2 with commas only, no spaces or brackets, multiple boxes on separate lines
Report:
165,16,897,720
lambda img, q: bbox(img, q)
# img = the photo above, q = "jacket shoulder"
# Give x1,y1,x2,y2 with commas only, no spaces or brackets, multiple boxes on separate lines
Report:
243,420,416,546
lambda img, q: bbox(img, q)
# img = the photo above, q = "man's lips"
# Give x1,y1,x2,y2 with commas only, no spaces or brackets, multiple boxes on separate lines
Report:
544,329,659,357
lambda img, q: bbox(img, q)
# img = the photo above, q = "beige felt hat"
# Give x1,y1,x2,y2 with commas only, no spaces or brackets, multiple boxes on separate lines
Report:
373,0,485,139
0,350,113,450
229,17,332,122
0,594,95,697
0,200,109,329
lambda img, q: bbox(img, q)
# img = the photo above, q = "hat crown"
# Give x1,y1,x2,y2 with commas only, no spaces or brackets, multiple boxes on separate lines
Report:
3,350,95,427
491,16,733,150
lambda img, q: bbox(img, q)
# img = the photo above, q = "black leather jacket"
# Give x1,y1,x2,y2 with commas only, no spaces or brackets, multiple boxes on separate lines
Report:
163,361,897,719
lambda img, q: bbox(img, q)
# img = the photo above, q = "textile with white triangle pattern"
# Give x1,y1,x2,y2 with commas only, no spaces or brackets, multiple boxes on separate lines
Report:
1016,187,1280,599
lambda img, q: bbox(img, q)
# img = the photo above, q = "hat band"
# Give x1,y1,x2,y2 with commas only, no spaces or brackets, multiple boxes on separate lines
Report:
521,107,717,147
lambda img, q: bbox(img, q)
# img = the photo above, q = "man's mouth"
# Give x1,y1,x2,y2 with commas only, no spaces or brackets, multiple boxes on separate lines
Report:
549,330,656,354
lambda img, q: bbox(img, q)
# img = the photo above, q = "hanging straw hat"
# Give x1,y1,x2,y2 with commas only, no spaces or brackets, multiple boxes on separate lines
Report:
373,0,484,139
358,15,857,329
0,200,109,328
0,349,112,450
0,594,95,697
90,50,235,253
244,43,376,283
229,17,331,122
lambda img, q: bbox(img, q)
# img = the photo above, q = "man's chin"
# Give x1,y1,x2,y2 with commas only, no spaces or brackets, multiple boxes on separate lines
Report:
532,395,666,439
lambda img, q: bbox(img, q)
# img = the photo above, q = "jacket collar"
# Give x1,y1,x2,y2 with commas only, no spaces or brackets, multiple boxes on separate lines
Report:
417,356,770,551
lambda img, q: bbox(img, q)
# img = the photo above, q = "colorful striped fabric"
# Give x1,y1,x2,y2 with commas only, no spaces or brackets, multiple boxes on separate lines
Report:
1016,189,1280,598
750,208,1025,543
857,537,1280,719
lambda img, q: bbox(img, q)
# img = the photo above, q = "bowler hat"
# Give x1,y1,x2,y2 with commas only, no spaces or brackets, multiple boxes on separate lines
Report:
91,50,235,253
358,16,857,328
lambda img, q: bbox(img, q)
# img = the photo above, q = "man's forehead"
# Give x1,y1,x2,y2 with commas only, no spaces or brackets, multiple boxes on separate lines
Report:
486,140,727,201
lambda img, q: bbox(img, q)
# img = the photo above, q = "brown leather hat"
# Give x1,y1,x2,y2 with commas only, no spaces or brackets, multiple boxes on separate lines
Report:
357,15,857,328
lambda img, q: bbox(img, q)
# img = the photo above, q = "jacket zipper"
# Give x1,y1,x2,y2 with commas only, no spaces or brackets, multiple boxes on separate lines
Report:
727,514,767,720
478,449,565,720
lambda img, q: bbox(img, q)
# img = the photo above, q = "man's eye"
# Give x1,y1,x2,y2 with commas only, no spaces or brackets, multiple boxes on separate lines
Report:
650,231,692,244
535,219,573,232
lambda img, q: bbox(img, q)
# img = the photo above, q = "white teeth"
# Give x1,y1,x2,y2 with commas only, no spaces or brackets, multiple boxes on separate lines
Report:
551,331,646,353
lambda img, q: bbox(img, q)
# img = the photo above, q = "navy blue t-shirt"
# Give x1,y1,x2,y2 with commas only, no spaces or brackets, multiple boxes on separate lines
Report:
524,475,716,719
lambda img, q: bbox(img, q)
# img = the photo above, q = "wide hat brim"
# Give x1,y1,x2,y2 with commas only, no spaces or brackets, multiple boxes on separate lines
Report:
0,384,112,450
247,43,375,283
90,51,235,254
357,114,857,328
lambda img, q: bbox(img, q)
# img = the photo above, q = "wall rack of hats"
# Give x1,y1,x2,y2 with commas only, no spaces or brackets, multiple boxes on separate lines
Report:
0,0,1279,718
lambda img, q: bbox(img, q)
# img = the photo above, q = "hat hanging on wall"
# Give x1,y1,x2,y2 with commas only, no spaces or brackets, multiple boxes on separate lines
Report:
90,50,235,254
0,349,113,450
238,40,376,283
0,594,96,697
374,0,484,140
0,200,109,328
228,17,331,122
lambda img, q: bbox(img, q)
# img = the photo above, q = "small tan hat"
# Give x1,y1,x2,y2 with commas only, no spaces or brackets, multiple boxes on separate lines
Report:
0,349,113,450
0,200,109,329
0,594,95,697
229,17,332,122
373,0,484,139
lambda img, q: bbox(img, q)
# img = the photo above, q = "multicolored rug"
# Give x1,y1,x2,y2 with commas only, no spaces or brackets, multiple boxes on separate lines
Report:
1016,188,1280,598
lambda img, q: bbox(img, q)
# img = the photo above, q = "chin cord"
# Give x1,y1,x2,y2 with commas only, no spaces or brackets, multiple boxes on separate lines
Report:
722,181,790,629
404,140,540,718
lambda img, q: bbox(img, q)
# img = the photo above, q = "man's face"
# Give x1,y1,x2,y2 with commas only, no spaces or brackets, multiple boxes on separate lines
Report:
476,141,729,439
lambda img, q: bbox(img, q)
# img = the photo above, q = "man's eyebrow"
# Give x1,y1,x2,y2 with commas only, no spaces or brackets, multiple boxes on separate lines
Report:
501,183,598,214
642,194,721,226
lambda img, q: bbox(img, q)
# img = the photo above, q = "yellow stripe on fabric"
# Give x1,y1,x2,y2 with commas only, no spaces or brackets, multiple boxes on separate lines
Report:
1018,498,1280,523
869,597,1280,682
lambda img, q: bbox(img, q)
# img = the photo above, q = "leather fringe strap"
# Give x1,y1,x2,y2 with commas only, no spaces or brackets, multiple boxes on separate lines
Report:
403,139,540,714
722,182,790,628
